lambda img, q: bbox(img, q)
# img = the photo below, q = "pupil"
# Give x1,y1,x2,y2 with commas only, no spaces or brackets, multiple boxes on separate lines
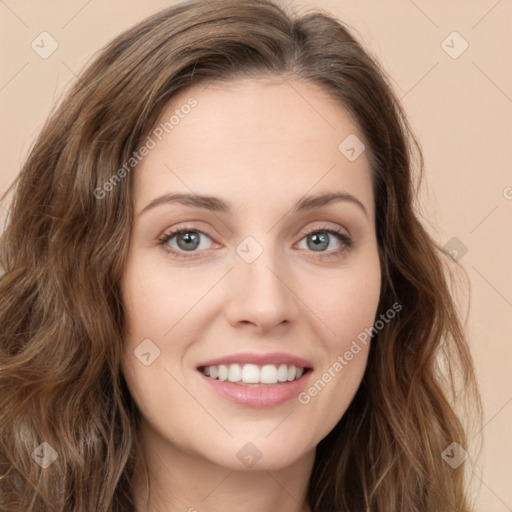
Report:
309,233,328,251
178,232,200,251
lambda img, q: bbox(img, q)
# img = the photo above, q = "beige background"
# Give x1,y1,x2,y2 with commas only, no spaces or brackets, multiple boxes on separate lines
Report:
1,0,511,510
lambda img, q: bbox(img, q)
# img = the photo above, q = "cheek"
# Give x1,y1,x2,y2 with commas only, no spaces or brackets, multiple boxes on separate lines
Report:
296,255,380,441
310,251,382,352
121,255,211,341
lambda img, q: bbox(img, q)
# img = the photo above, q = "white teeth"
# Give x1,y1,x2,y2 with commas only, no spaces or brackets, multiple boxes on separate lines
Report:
260,365,278,384
287,364,296,381
277,364,288,382
228,364,242,383
218,364,228,381
241,364,260,383
201,363,307,384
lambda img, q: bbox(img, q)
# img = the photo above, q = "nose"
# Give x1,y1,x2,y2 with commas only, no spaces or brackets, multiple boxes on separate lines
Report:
223,243,300,334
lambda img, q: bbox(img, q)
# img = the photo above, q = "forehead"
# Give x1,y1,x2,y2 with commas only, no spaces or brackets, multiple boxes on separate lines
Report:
134,76,374,217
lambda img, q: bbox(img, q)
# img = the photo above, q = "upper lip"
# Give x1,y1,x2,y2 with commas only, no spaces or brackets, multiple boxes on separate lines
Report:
197,352,314,369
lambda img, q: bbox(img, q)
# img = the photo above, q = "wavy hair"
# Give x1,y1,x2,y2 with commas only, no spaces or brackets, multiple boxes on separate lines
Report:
0,0,481,510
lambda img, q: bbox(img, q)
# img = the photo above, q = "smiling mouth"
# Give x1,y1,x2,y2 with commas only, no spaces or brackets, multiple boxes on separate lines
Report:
197,363,312,386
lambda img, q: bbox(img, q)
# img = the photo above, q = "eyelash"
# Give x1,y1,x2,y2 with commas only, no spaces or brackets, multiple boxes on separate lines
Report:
157,224,353,260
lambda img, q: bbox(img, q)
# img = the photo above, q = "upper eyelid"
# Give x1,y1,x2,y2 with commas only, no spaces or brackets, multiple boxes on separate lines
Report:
161,221,350,239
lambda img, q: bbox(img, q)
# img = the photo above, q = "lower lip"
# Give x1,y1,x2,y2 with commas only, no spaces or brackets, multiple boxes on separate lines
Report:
197,370,312,408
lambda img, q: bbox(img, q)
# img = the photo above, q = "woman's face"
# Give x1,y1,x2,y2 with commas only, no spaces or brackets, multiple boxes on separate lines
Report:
120,77,381,471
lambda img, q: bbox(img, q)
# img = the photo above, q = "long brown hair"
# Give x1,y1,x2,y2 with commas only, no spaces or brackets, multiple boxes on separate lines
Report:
0,0,481,510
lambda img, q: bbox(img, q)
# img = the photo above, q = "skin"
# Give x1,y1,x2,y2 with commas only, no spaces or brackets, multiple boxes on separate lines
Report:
120,76,381,512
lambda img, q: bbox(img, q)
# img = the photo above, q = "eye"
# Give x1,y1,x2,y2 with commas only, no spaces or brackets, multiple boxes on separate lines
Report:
158,226,215,258
296,226,353,259
158,224,353,260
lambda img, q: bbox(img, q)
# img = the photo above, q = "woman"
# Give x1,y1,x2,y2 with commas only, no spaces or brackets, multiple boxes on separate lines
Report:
0,0,481,510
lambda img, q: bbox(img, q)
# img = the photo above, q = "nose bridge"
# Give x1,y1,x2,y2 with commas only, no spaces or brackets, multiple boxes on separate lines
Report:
225,232,299,331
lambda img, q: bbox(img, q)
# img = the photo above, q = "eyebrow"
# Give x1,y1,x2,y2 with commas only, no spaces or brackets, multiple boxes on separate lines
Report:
139,191,368,218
